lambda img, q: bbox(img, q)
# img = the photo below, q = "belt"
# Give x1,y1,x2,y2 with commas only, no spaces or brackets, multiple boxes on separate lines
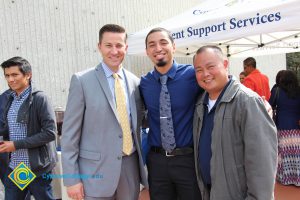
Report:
150,146,193,157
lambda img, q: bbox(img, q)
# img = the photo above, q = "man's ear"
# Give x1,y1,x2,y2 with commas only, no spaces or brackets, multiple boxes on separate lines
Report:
172,42,176,54
224,59,229,70
26,72,32,80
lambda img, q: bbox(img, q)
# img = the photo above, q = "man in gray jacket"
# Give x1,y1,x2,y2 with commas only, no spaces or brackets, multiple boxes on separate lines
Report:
193,46,277,200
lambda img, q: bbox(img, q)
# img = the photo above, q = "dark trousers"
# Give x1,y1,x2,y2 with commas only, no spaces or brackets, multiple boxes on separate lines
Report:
0,153,9,184
4,168,54,200
147,150,202,200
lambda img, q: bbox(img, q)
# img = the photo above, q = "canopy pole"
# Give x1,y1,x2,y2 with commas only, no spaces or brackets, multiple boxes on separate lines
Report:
226,45,231,57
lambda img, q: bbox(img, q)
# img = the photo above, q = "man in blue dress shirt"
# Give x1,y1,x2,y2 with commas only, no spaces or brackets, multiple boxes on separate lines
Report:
139,27,202,200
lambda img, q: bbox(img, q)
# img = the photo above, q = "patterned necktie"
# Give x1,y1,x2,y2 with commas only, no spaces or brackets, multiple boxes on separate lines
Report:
159,75,176,153
113,73,133,155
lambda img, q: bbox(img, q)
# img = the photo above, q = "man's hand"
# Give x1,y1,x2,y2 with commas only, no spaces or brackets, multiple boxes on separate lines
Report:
67,182,84,200
261,96,273,118
0,141,16,153
138,188,150,200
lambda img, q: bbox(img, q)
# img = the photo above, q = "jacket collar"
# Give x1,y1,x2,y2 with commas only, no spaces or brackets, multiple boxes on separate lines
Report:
8,82,42,107
196,76,240,106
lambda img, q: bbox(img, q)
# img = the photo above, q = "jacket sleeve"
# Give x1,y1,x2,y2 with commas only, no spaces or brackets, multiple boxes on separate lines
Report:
61,74,85,186
242,96,277,200
0,94,6,137
268,86,278,108
14,92,56,149
0,90,11,139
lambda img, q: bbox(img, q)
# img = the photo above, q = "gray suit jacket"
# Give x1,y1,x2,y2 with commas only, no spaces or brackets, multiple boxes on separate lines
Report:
61,64,148,197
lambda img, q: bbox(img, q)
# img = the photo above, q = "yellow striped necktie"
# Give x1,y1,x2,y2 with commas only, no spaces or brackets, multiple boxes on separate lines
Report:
113,73,133,155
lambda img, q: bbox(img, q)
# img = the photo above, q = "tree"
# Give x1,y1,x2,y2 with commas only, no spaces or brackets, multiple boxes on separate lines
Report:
286,52,300,84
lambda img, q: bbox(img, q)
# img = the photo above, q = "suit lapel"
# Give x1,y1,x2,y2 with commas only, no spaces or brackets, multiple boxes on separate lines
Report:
94,63,118,118
123,68,137,132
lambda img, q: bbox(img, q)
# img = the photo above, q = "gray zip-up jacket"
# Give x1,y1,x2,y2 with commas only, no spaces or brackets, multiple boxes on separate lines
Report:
193,79,277,200
1,86,57,176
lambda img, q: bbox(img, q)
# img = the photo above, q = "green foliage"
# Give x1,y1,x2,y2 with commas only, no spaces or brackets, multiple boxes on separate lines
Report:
286,52,300,84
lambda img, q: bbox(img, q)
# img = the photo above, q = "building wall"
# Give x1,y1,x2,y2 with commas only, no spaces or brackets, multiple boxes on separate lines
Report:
0,0,199,108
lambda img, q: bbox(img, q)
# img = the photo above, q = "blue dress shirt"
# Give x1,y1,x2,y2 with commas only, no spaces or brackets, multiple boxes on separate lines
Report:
101,62,131,118
140,61,202,148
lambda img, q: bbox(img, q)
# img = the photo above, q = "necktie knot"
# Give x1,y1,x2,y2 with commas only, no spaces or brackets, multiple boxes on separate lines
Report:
112,73,119,79
160,75,168,85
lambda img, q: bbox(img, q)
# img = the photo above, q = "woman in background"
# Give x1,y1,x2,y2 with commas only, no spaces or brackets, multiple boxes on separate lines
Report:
269,70,300,186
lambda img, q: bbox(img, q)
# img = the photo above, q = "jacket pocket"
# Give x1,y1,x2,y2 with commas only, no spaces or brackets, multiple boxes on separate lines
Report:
79,149,101,160
236,165,247,196
223,164,243,200
41,145,50,163
31,145,51,171
228,164,246,199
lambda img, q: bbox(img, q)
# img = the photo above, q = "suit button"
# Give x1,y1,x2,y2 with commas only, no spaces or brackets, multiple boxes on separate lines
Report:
119,135,122,138
117,156,122,160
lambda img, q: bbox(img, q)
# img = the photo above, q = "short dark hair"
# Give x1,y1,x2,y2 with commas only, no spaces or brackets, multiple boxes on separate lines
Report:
1,56,32,75
243,57,256,68
99,24,127,43
145,27,174,48
195,45,225,59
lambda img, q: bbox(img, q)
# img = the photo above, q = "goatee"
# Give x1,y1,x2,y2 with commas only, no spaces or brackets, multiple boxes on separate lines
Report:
156,59,167,67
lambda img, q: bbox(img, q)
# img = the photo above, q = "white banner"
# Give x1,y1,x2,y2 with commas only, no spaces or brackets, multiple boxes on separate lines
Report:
128,0,300,57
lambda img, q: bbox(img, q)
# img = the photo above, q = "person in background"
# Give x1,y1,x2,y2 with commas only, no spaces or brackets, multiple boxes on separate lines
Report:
61,24,148,200
193,46,277,200
239,71,246,83
0,56,57,200
243,57,271,100
271,70,284,90
269,70,285,121
269,70,300,186
140,27,202,200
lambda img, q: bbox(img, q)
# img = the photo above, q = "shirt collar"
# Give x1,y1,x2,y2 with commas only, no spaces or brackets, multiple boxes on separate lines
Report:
153,60,178,82
11,85,31,99
102,62,124,80
204,77,232,106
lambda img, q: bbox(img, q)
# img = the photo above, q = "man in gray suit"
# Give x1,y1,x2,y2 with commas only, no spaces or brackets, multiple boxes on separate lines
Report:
61,24,148,200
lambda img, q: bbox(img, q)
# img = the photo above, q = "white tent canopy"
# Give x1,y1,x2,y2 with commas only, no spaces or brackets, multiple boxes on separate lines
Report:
127,0,300,57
